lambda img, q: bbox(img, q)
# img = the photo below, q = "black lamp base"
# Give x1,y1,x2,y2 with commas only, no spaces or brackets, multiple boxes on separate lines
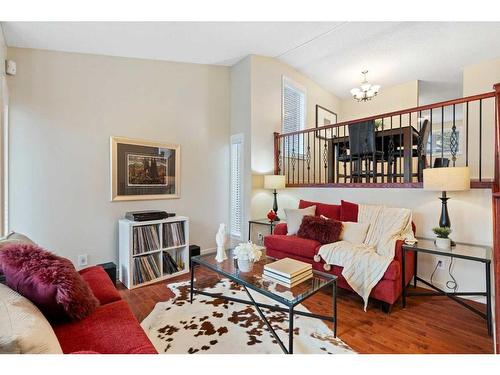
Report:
438,191,455,246
272,189,280,222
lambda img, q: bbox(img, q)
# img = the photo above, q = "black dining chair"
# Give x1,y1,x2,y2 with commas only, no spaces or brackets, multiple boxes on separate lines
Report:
337,120,385,182
433,157,450,168
387,119,430,182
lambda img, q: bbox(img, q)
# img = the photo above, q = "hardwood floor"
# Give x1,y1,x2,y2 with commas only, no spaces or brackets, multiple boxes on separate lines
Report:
118,268,494,354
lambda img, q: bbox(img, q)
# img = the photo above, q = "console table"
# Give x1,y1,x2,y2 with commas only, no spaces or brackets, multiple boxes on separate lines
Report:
402,238,492,336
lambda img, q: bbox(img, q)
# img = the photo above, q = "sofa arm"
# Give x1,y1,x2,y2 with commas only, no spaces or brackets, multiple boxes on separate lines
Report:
394,239,415,286
273,223,288,235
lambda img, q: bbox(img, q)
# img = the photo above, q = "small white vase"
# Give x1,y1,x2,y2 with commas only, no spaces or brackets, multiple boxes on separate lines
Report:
435,237,451,250
237,258,254,272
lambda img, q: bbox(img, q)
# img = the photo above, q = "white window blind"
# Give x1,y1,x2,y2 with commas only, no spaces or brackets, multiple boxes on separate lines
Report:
230,135,243,238
282,76,306,155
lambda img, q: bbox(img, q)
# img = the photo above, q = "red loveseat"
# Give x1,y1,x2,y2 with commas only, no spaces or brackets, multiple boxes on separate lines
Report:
52,266,157,354
264,199,415,311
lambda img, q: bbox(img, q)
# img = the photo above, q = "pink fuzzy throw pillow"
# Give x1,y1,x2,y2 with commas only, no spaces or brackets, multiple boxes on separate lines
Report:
0,243,99,322
297,215,343,244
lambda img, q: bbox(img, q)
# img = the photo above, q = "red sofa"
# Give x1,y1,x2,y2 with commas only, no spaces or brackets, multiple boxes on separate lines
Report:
52,266,157,354
264,199,415,311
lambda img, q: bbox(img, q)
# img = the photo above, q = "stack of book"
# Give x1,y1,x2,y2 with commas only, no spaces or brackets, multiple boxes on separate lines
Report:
132,225,160,255
263,258,313,287
133,255,161,284
163,222,186,248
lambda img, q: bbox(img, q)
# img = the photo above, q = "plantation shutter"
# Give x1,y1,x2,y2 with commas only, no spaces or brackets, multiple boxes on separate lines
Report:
282,77,306,155
230,135,243,238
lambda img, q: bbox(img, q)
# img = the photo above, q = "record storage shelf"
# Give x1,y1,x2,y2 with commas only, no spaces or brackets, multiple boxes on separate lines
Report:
118,216,190,289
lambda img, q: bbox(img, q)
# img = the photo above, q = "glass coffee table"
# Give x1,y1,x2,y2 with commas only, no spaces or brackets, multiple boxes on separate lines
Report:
190,249,337,354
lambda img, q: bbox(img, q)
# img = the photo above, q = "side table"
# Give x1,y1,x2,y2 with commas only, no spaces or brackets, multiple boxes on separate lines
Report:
248,219,283,242
402,238,492,336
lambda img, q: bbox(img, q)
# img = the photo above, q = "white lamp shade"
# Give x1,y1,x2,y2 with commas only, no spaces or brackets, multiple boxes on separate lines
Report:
264,175,286,190
423,167,470,191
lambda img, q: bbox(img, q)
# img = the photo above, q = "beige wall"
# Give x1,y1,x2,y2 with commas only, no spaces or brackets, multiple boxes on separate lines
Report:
340,80,419,121
463,58,500,180
248,55,340,221
7,47,230,266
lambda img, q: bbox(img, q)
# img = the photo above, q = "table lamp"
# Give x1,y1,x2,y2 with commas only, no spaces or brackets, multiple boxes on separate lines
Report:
264,175,286,221
423,166,470,244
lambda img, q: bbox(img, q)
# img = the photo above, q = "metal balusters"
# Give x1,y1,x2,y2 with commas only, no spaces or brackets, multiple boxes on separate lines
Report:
381,118,385,182
466,102,469,167
323,129,328,183
399,114,403,183
441,106,445,161
287,134,290,184
292,134,296,184
429,109,433,168
388,117,394,183
306,132,311,184
479,99,482,181
302,133,305,184
450,104,458,166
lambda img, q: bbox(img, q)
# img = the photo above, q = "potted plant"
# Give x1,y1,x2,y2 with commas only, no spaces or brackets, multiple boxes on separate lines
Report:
432,227,452,249
233,242,263,272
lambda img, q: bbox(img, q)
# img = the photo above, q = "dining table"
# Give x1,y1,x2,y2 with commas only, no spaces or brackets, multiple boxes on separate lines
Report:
327,125,420,183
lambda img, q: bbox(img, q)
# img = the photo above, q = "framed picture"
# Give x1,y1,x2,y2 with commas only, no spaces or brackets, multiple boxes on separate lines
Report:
427,127,463,156
315,105,338,140
110,136,180,201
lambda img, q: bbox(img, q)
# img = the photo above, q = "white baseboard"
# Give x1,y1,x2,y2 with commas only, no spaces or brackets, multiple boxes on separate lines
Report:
200,247,216,255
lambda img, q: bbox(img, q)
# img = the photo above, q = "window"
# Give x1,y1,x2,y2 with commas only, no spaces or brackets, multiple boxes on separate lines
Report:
230,134,244,239
282,76,306,155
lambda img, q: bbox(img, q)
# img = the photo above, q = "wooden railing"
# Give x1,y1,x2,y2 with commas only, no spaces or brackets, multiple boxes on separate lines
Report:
493,83,500,354
274,90,497,189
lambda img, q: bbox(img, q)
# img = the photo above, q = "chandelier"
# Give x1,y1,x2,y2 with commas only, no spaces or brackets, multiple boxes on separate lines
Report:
350,70,381,102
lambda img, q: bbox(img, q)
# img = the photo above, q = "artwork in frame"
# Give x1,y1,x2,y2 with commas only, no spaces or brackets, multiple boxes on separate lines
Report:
315,105,338,140
110,136,180,201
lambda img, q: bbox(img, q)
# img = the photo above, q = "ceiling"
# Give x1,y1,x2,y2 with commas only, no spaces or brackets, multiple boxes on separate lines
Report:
3,22,500,99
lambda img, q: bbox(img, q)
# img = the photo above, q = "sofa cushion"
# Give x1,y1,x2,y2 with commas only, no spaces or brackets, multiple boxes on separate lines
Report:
340,200,359,222
299,200,341,220
284,206,316,235
0,243,99,322
0,284,63,354
264,234,321,259
0,231,36,251
297,215,342,244
53,300,157,354
79,266,121,305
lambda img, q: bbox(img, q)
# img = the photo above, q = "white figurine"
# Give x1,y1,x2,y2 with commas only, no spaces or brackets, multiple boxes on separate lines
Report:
215,223,227,263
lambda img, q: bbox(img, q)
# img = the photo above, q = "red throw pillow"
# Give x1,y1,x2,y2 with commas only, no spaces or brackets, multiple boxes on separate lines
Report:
297,215,343,244
0,243,99,322
340,200,359,222
299,199,341,220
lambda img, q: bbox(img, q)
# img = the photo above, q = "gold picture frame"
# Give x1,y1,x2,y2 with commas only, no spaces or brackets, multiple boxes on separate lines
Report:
110,136,180,201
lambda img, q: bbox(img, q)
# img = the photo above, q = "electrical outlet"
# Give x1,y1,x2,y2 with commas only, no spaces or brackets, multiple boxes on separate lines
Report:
77,254,88,267
257,232,264,241
437,260,445,270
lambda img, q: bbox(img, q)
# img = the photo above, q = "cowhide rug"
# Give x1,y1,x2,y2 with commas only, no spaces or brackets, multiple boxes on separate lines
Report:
141,277,354,354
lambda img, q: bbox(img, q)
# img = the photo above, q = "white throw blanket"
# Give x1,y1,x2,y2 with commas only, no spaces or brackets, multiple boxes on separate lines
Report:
318,204,416,310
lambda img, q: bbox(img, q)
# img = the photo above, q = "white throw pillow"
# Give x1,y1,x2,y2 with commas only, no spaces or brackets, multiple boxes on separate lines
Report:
340,221,370,244
0,284,63,354
284,206,316,235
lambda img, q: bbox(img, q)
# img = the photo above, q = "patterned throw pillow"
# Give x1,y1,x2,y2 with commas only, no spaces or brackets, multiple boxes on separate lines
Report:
0,243,99,322
297,215,343,244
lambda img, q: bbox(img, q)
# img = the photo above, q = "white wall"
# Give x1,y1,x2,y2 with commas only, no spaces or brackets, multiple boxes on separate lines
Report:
0,27,7,235
7,47,230,266
230,56,252,241
248,55,341,219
